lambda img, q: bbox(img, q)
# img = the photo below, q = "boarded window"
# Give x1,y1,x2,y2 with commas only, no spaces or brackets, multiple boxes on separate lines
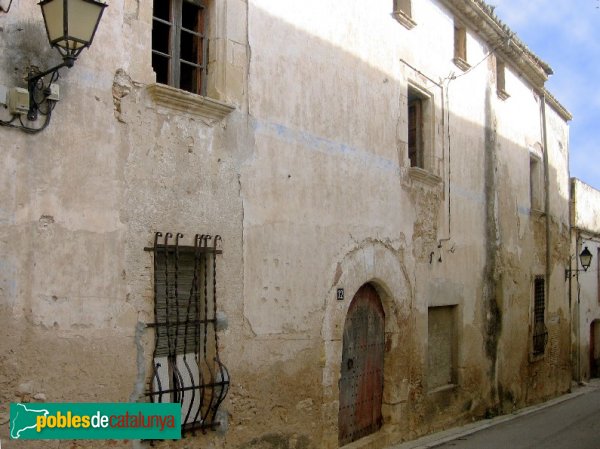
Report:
152,0,207,95
533,276,547,356
428,306,457,389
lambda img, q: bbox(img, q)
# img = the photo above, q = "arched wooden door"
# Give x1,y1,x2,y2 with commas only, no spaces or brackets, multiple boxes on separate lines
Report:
338,284,385,446
591,320,600,378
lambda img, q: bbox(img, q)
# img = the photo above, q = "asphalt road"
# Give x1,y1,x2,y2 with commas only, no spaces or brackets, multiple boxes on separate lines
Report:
434,388,600,449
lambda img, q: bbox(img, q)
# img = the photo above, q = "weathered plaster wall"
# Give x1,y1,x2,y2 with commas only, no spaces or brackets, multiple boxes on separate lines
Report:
573,180,600,233
1,1,248,449
241,0,571,447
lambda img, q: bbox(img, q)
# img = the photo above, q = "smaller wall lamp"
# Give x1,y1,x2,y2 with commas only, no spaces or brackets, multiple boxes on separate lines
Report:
565,246,593,280
0,0,107,133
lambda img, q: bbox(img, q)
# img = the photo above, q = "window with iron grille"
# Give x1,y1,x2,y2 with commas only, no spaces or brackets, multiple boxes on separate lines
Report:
533,276,547,356
147,232,229,434
152,0,208,95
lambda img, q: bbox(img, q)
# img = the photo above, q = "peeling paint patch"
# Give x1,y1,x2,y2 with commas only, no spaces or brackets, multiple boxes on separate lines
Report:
112,69,133,123
332,262,343,287
38,215,54,230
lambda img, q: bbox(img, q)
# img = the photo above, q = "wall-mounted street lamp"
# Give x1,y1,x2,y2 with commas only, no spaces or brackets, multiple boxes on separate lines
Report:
565,246,593,280
0,0,107,133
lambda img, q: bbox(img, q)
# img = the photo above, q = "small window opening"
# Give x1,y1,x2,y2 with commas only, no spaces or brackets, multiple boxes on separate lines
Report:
453,23,469,70
408,88,428,169
394,0,411,16
530,155,543,212
392,0,415,29
496,59,509,99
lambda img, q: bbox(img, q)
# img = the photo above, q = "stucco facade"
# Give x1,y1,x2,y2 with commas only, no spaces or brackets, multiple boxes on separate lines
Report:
0,1,572,448
569,179,600,383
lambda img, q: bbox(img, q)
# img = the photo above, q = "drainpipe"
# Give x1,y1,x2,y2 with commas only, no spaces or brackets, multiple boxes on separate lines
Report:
576,233,582,383
540,94,551,290
566,178,581,382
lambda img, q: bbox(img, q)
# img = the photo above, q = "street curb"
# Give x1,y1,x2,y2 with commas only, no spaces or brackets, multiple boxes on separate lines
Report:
385,381,600,449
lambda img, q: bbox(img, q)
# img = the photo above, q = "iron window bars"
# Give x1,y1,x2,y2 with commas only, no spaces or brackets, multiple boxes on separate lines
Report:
533,276,548,356
146,232,229,434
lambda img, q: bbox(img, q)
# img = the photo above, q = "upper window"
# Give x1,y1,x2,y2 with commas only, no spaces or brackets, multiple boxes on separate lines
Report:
453,23,469,71
392,0,416,29
496,58,509,100
408,86,432,170
394,0,411,15
152,0,208,95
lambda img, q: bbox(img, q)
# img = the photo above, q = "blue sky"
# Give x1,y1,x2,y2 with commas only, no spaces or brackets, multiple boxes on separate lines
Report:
492,0,600,189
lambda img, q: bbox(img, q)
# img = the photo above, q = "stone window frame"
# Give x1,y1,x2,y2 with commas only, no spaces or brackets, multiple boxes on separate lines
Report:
392,0,416,29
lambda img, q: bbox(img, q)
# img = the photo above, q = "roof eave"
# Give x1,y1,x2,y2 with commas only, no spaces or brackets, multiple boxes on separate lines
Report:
440,0,550,88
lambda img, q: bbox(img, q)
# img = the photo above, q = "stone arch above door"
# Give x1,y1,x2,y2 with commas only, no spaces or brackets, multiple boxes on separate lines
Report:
320,240,412,448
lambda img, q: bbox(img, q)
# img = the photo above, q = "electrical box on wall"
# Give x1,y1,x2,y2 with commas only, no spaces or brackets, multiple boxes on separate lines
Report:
47,83,60,101
7,88,30,115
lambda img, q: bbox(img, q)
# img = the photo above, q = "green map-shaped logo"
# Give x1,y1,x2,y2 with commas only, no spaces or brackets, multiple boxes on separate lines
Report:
10,403,50,439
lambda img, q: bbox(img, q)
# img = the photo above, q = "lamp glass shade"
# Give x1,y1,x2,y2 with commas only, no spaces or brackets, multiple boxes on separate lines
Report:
580,247,593,271
40,0,107,55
